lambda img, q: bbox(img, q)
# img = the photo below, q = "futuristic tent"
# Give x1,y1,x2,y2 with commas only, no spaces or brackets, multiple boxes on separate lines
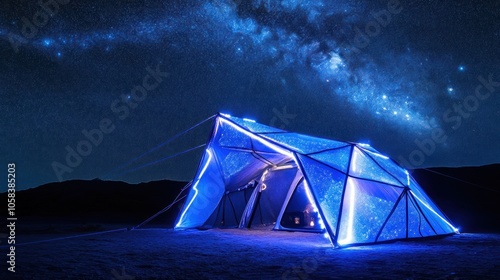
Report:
175,113,458,247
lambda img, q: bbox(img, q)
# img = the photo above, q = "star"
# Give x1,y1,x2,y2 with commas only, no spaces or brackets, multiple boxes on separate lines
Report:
43,39,52,47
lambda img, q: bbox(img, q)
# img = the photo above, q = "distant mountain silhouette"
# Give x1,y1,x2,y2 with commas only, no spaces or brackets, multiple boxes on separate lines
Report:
412,164,500,233
0,179,188,228
1,164,499,232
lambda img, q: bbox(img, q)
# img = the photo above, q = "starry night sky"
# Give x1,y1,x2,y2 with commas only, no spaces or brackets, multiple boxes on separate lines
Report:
1,0,499,190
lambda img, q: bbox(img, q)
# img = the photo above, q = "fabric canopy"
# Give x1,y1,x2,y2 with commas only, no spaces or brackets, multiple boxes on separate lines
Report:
175,114,458,247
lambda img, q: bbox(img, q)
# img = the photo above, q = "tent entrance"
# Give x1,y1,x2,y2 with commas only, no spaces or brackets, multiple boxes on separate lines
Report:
202,161,326,232
276,177,324,232
238,164,301,229
204,162,304,229
202,181,257,228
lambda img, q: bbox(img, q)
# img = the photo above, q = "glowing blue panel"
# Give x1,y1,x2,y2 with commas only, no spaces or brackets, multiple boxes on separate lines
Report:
338,178,402,245
215,119,253,149
215,148,268,190
308,146,351,173
378,196,407,242
407,195,435,238
254,151,291,166
251,136,288,155
297,154,346,234
262,133,348,154
225,116,286,133
409,178,456,234
217,150,255,180
361,148,408,186
175,149,225,229
356,143,382,154
349,147,403,187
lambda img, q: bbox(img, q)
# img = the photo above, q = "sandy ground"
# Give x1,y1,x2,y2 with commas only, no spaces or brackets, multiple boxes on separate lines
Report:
1,227,499,279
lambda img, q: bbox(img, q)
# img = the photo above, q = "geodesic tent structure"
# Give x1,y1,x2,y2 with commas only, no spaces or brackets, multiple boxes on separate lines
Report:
175,113,458,247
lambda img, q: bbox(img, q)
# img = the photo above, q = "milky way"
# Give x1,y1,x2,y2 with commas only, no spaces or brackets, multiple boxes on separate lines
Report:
1,0,499,189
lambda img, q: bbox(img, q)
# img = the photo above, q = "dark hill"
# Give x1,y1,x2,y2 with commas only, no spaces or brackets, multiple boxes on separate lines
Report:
0,179,188,228
412,164,500,233
1,164,499,233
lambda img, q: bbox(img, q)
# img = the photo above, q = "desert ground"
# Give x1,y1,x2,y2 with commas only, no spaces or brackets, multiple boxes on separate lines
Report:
1,225,499,279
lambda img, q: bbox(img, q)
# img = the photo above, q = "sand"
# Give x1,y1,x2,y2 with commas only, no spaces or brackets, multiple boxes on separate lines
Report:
1,226,499,279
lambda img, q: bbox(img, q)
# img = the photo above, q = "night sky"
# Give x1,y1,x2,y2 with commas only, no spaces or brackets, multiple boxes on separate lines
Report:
1,0,499,190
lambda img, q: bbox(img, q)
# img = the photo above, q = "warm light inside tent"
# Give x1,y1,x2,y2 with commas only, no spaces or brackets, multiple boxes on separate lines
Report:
303,180,325,232
304,181,318,213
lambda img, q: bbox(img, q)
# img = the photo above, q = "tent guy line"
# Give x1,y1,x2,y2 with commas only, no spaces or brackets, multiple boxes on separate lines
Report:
102,114,217,179
114,144,207,178
421,168,500,194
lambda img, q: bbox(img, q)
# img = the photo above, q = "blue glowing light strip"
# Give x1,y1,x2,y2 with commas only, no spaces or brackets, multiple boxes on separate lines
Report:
405,170,410,186
175,149,213,228
360,145,390,160
337,180,356,245
370,152,389,160
219,118,293,157
338,148,359,245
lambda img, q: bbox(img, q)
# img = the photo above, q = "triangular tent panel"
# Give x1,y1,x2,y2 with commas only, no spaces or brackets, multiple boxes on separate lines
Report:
407,194,436,238
308,146,351,174
377,196,407,242
175,114,458,247
261,132,348,154
349,146,403,187
337,177,403,245
362,148,409,187
225,115,286,134
214,119,253,149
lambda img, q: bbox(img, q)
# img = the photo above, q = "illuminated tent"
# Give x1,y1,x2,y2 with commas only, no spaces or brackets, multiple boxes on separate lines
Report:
175,113,458,247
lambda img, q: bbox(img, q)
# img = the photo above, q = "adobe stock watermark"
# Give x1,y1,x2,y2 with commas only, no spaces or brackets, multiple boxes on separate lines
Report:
111,267,135,280
270,106,296,129
51,63,169,181
7,0,71,53
339,0,403,58
398,73,500,169
282,255,320,280
210,0,303,10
